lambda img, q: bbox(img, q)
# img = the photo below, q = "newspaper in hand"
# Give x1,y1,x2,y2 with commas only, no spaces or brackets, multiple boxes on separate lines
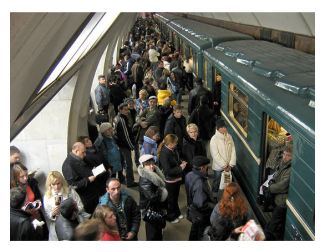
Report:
92,164,106,177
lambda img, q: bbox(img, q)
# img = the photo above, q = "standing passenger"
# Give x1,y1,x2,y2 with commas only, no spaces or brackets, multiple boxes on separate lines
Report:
158,134,187,224
210,120,236,203
138,154,168,241
95,75,110,115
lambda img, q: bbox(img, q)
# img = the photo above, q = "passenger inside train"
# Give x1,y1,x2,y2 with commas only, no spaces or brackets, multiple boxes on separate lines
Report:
10,13,312,242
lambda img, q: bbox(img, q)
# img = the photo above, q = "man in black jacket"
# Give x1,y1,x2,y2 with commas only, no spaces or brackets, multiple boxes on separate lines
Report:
99,178,141,240
185,156,215,241
113,103,138,188
55,198,79,241
62,142,103,214
171,60,187,105
188,77,213,116
10,187,36,241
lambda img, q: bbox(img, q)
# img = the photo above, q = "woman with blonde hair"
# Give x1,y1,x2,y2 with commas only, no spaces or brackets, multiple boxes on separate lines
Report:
157,134,187,224
11,163,49,240
265,119,287,173
135,89,149,114
43,171,90,241
182,123,207,176
210,182,254,240
92,205,122,241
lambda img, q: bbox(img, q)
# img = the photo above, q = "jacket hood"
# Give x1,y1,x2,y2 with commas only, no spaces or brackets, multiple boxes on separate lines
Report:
138,165,165,188
143,136,157,145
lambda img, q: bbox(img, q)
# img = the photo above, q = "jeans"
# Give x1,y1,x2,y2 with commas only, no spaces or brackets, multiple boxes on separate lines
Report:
119,147,135,186
175,87,183,104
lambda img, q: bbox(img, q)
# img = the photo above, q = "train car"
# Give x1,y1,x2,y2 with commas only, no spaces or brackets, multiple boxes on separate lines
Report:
203,40,315,241
153,12,184,39
163,17,254,86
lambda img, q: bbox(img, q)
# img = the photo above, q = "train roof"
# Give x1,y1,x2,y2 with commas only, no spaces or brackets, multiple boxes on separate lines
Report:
204,40,315,145
166,18,254,50
153,13,184,23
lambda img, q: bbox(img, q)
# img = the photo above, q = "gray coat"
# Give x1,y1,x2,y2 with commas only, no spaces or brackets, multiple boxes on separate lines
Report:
95,83,110,111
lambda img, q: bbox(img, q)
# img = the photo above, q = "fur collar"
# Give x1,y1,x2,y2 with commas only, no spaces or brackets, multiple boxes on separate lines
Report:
138,165,165,188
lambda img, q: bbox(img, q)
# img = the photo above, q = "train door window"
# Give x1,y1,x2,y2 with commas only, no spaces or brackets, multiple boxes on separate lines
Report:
195,52,198,77
261,115,292,182
203,59,208,87
189,47,192,57
174,34,178,52
182,41,187,58
168,30,172,43
228,81,248,138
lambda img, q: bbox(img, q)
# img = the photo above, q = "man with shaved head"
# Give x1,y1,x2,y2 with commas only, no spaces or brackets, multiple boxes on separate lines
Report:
62,142,105,214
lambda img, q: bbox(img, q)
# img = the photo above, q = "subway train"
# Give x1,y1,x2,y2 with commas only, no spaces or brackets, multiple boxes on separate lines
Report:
10,12,315,241
154,13,315,241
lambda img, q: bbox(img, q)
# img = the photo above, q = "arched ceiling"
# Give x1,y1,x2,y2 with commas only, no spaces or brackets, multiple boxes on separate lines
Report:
183,12,315,37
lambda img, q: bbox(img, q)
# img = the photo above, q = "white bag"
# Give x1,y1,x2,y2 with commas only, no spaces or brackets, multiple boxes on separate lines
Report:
219,170,232,190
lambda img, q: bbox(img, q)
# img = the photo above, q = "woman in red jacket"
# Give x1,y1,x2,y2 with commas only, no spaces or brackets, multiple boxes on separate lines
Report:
92,205,122,241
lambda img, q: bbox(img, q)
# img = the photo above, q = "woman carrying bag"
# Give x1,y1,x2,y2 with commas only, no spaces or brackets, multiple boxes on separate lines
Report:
138,154,168,241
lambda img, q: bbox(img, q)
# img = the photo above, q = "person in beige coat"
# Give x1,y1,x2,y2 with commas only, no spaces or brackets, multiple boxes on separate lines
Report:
210,120,236,202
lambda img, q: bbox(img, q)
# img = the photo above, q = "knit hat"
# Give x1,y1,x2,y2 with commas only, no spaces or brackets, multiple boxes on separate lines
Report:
192,156,210,167
100,123,112,133
124,97,135,104
139,154,154,164
149,96,157,101
216,120,227,130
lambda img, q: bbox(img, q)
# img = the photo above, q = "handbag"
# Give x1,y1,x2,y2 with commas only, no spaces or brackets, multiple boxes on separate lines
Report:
219,170,232,190
167,77,176,92
143,201,166,229
95,112,109,125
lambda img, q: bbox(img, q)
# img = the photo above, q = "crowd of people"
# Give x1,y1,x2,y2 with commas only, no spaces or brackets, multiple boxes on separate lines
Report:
10,16,293,242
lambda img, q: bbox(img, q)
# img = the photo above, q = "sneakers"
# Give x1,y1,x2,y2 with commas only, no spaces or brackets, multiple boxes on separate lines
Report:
170,218,180,224
178,215,184,220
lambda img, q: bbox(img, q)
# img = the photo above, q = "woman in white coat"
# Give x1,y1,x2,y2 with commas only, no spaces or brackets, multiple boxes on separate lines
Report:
43,171,90,241
210,120,236,203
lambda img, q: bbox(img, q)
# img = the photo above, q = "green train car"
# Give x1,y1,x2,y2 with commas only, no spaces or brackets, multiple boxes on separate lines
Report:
154,13,254,82
203,40,315,241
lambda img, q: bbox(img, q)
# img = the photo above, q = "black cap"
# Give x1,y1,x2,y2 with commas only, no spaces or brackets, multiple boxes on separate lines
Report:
194,77,203,85
192,156,210,167
216,120,227,130
98,75,105,80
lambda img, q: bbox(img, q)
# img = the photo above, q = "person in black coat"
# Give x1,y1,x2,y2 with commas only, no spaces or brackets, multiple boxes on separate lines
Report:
10,187,36,241
164,104,187,157
188,77,214,116
185,156,215,240
108,76,127,116
78,135,112,196
188,94,216,154
157,134,187,223
138,155,168,241
62,142,104,214
182,123,207,176
212,74,222,118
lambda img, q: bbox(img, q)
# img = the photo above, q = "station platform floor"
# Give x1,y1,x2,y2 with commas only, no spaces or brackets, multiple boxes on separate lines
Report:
122,90,260,241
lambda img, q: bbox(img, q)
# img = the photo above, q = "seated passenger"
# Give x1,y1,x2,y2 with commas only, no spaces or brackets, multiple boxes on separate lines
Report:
43,171,91,241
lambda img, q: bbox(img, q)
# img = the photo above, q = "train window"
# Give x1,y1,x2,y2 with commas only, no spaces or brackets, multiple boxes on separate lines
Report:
228,82,248,138
189,47,192,57
182,41,187,58
203,59,208,87
174,34,178,51
195,52,198,77
168,30,172,43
